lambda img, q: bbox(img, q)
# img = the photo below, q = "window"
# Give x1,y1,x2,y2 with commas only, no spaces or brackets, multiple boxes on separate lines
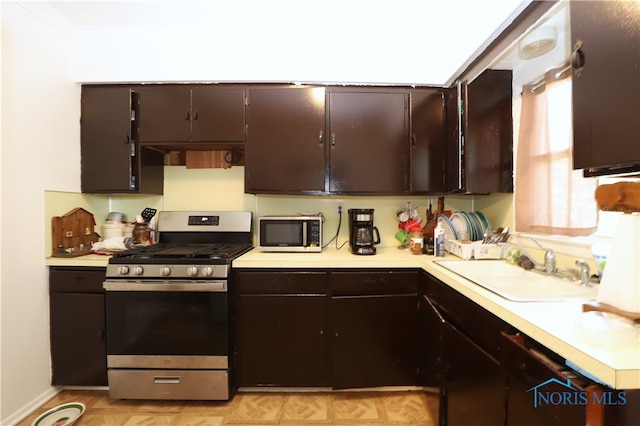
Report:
514,67,598,236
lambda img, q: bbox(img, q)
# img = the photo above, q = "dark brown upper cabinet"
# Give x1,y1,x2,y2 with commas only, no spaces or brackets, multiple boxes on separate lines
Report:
245,86,326,193
570,1,640,176
244,86,410,195
80,85,164,194
137,85,246,150
410,88,446,193
446,69,514,194
327,89,408,194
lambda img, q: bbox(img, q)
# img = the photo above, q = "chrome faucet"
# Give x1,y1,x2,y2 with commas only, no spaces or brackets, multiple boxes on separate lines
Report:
499,238,556,274
529,238,557,273
575,259,592,287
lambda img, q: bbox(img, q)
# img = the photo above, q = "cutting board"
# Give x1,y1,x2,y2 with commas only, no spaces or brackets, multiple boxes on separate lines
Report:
51,208,100,257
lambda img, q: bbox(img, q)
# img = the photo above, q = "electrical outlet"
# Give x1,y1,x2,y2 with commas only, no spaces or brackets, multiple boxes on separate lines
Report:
336,203,344,215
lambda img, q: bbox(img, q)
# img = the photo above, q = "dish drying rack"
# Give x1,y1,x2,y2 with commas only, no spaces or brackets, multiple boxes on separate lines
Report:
445,240,504,260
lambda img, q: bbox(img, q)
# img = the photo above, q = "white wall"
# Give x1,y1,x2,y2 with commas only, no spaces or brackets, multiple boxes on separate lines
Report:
1,2,80,423
68,0,524,85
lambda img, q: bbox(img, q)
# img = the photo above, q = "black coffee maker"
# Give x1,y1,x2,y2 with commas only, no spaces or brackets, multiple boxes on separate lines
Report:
348,208,381,255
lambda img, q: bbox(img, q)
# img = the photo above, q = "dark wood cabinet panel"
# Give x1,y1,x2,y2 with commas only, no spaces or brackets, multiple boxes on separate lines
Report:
236,294,327,387
331,293,418,389
191,86,245,142
329,270,418,389
443,322,505,426
571,1,640,175
446,70,513,194
245,87,326,193
235,271,328,387
328,91,408,193
137,85,245,146
410,88,446,193
80,85,164,194
49,267,107,386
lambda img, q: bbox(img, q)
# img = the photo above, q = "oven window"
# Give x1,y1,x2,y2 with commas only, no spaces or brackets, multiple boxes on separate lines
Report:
261,221,303,246
106,291,227,356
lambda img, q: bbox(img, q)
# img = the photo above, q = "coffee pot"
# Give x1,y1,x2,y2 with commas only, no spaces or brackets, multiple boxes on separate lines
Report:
348,208,380,255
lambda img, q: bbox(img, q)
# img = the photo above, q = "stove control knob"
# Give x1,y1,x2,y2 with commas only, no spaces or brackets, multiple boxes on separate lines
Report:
132,265,144,276
160,266,171,276
187,266,199,276
201,266,214,277
117,265,130,275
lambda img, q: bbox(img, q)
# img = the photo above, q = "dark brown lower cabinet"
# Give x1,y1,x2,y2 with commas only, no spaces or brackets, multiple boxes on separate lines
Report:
235,271,328,387
443,322,505,426
235,269,419,389
49,267,107,386
331,293,418,389
236,293,327,387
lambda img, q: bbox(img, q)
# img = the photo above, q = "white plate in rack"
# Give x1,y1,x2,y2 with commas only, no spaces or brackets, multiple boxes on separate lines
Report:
450,212,469,240
437,214,458,241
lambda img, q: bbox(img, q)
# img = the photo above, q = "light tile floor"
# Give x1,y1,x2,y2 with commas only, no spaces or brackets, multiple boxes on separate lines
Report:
17,389,439,425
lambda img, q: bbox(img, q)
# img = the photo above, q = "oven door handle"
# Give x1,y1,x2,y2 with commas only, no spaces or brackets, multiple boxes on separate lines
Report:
103,281,227,292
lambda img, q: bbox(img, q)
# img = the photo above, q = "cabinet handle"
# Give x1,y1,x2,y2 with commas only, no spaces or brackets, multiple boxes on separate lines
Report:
185,110,190,121
318,130,324,147
412,133,417,148
98,329,105,341
331,133,336,150
125,134,130,145
571,39,585,79
193,110,198,121
154,376,180,384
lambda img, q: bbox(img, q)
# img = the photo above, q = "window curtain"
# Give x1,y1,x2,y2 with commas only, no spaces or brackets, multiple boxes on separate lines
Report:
515,67,598,236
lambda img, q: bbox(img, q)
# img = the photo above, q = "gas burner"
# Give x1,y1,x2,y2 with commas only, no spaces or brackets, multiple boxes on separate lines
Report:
110,243,253,264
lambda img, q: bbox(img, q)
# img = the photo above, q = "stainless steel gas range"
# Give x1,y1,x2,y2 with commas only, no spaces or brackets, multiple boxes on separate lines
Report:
103,211,253,400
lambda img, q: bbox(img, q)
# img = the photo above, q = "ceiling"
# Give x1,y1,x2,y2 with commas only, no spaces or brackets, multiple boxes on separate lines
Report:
42,0,535,85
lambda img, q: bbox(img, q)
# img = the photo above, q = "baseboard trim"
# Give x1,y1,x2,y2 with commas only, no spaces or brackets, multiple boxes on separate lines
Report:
2,386,61,426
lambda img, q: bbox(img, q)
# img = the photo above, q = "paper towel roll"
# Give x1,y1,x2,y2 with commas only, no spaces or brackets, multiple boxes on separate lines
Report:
596,213,640,313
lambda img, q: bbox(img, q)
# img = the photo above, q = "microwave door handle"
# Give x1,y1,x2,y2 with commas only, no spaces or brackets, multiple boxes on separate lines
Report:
302,222,308,247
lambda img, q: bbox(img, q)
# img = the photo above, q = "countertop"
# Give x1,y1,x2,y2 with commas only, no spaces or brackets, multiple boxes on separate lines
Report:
234,246,640,390
46,247,640,390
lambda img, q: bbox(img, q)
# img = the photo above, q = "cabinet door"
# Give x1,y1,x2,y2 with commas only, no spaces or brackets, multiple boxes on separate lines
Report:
571,1,640,172
137,85,192,142
328,91,408,193
191,86,245,142
236,294,327,387
410,88,446,193
446,70,513,194
245,87,326,192
80,86,135,193
444,323,505,426
331,294,418,389
50,293,107,386
419,293,443,389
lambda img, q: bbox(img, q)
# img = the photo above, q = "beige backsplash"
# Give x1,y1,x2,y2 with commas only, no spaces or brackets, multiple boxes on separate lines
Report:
45,166,515,254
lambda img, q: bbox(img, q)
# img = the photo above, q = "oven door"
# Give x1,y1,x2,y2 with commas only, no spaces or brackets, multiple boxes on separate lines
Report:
104,280,228,369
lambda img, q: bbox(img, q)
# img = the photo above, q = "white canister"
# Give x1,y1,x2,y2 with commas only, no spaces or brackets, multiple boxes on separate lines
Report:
102,223,124,240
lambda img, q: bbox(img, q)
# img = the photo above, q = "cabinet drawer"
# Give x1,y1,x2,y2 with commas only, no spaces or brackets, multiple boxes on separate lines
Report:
330,270,418,295
500,333,586,426
425,274,511,357
50,267,106,293
235,271,327,294
108,369,228,400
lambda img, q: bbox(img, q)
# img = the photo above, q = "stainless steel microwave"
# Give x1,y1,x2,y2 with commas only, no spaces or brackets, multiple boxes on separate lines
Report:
258,215,323,252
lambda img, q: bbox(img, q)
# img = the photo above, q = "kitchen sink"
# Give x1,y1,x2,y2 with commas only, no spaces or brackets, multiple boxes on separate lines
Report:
435,260,599,302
